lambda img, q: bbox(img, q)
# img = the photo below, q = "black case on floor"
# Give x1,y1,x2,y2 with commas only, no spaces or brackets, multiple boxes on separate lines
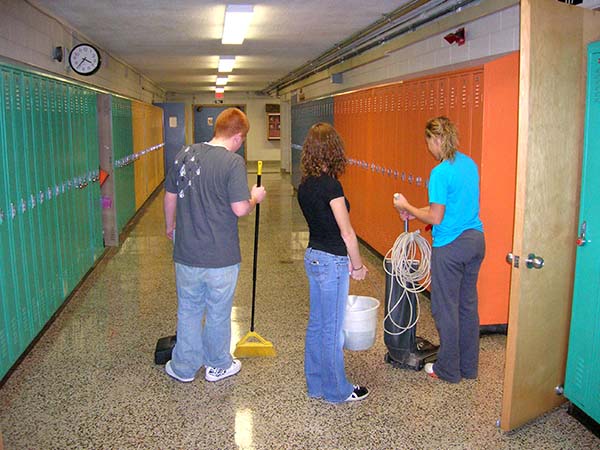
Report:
154,335,176,365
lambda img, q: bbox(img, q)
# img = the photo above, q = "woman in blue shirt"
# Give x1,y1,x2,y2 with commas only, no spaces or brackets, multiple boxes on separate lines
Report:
393,116,485,383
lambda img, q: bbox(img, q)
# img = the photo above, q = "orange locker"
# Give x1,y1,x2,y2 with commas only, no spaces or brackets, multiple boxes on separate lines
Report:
132,101,165,210
337,52,519,327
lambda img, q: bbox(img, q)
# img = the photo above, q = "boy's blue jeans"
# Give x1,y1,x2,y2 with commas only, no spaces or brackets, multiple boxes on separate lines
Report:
170,262,240,379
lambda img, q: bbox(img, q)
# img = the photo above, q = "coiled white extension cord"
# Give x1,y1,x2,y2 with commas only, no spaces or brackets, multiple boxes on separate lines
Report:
383,219,432,336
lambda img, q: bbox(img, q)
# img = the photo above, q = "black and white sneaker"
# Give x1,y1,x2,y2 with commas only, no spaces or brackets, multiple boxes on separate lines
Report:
205,359,242,382
345,385,369,402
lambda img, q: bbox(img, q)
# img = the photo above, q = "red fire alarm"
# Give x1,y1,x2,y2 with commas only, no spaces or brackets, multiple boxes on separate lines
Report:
444,27,466,46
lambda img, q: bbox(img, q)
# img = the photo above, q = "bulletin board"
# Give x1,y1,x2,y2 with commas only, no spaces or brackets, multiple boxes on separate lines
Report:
267,113,280,140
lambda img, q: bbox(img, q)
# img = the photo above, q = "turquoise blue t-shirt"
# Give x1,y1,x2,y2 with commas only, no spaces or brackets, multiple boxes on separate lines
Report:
428,151,483,247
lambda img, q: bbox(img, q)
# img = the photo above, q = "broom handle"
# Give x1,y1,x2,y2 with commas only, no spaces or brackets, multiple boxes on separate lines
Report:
250,161,262,332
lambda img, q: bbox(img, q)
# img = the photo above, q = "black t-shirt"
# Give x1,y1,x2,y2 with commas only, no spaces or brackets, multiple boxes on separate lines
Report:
297,174,350,256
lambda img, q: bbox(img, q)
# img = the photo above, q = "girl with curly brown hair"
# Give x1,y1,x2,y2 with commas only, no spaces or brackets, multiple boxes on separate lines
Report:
297,122,369,403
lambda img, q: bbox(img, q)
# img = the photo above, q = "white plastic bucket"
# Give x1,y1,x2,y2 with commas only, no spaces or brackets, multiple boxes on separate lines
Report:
343,295,380,351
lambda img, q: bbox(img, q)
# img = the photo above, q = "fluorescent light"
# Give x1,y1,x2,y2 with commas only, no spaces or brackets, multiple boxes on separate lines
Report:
216,76,228,86
222,5,254,45
215,87,225,93
218,56,236,72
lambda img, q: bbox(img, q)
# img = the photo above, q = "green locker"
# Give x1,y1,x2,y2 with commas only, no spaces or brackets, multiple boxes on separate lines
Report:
49,81,72,298
111,97,135,233
58,82,76,295
84,90,102,261
564,41,600,426
25,75,52,326
4,70,35,349
69,86,85,280
39,77,63,315
47,80,65,304
0,68,18,378
21,74,43,331
0,62,112,380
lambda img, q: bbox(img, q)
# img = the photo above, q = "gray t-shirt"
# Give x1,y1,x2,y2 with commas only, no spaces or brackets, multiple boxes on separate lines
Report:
165,143,250,268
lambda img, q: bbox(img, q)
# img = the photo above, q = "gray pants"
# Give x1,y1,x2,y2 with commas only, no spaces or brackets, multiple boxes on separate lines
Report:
430,229,485,383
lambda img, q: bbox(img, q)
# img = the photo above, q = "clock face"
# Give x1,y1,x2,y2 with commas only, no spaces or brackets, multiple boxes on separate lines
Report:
69,44,101,76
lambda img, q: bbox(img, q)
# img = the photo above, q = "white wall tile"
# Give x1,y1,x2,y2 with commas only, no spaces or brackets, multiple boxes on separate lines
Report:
501,5,520,29
467,13,502,39
490,27,518,55
435,47,451,67
468,34,491,60
449,41,469,64
0,14,11,39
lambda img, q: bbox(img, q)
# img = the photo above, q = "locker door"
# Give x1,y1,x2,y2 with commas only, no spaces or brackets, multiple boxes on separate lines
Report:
0,68,19,376
56,82,74,295
458,73,473,158
40,77,63,313
6,70,36,346
564,42,600,425
77,87,92,272
49,82,66,300
85,90,102,261
470,71,484,166
27,75,52,324
70,86,85,280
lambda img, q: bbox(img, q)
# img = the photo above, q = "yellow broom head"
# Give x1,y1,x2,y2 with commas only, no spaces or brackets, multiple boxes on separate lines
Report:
234,331,276,358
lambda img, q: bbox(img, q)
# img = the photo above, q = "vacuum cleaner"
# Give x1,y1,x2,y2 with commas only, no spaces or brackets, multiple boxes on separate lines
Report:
383,212,438,371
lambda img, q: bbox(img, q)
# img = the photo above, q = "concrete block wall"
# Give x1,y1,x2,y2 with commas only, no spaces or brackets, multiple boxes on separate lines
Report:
0,0,165,103
166,92,281,163
276,5,520,172
301,5,520,100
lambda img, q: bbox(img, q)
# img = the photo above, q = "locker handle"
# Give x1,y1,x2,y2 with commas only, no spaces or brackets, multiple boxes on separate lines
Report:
576,221,587,246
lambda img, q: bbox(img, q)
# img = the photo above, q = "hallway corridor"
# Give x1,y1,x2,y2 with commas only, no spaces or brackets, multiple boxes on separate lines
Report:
0,171,596,449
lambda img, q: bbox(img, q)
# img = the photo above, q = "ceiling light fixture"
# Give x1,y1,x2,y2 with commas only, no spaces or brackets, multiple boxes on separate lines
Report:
222,5,254,45
216,76,229,86
218,56,236,72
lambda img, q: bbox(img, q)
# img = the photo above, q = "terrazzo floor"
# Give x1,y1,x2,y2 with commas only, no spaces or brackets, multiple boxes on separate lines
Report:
0,171,597,449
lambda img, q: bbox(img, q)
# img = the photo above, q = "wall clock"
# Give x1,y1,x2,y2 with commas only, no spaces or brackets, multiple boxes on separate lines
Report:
69,43,101,76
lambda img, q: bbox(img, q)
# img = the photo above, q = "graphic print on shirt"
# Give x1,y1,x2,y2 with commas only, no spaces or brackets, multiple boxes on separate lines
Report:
173,146,201,199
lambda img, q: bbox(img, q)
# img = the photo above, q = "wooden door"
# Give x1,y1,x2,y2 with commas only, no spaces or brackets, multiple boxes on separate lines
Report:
501,0,600,431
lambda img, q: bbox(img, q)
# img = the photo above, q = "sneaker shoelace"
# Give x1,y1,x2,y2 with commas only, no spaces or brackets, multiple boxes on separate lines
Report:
210,367,226,377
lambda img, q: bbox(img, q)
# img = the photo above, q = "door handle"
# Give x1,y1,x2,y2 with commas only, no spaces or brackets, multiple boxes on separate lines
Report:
576,221,587,246
506,253,519,268
507,252,544,269
525,253,544,269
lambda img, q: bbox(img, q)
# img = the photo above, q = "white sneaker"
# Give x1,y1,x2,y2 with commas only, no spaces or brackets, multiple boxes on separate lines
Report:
205,359,242,382
424,362,439,379
165,360,195,383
